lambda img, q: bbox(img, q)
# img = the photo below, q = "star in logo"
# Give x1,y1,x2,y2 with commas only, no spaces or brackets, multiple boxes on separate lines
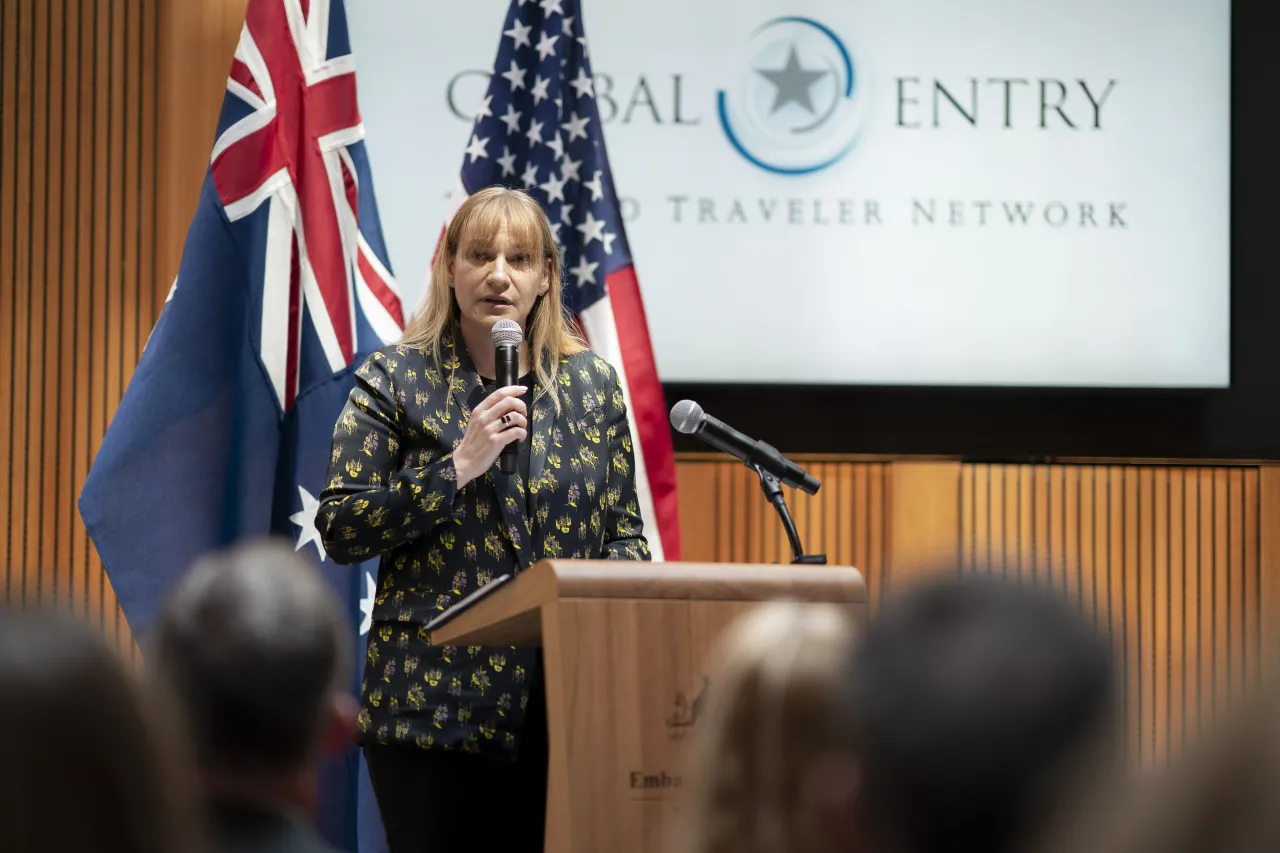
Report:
756,44,828,114
289,486,326,561
718,17,863,175
358,570,376,636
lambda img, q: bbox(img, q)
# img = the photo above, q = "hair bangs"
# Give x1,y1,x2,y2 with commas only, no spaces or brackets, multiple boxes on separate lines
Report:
454,192,550,262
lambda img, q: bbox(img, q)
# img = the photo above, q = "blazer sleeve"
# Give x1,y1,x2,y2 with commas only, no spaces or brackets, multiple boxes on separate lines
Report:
316,353,462,565
601,365,652,561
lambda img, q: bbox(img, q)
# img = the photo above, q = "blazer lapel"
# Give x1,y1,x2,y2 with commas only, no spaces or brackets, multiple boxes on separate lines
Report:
525,381,558,544
490,440,531,571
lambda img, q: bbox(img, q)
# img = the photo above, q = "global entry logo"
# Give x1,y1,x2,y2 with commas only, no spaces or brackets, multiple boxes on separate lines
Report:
717,17,866,176
442,15,1119,190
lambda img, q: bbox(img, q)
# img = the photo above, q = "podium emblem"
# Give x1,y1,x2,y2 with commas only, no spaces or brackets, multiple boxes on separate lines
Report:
665,677,710,740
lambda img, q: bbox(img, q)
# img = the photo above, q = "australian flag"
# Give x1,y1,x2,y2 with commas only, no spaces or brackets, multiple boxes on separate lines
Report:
78,1,400,850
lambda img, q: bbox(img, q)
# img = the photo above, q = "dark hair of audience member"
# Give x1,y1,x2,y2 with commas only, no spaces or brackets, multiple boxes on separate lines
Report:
149,538,352,784
848,573,1117,853
0,608,194,853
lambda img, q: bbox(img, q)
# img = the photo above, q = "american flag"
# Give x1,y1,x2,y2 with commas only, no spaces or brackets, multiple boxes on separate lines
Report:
80,0,401,849
421,0,682,561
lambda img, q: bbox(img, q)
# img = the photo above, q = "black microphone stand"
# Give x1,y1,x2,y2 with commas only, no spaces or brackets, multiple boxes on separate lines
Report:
753,464,827,565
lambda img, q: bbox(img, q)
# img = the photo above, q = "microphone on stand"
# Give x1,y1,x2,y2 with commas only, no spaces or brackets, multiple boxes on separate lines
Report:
669,399,820,495
670,399,825,564
492,319,523,475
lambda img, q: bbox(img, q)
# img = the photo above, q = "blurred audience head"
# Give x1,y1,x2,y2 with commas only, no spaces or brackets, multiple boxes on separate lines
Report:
678,600,859,853
848,574,1117,853
1055,685,1280,853
0,607,192,853
150,538,356,812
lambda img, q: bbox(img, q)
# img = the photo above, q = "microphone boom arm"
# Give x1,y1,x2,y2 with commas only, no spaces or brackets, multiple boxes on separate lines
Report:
753,464,827,566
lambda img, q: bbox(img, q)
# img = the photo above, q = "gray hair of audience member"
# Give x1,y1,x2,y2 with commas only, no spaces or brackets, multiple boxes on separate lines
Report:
150,538,352,777
848,574,1117,853
0,609,194,853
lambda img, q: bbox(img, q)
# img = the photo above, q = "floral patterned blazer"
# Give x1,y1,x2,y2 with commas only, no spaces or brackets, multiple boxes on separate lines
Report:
316,328,650,756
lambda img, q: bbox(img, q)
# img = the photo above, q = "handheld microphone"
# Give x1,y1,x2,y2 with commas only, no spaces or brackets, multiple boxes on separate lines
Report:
670,400,821,495
491,319,522,475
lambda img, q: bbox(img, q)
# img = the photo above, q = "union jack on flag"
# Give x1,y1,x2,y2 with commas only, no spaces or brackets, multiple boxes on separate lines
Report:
213,0,405,406
80,0,400,849
421,0,682,560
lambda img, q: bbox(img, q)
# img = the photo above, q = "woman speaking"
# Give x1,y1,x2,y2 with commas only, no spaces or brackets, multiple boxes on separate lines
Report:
317,187,650,853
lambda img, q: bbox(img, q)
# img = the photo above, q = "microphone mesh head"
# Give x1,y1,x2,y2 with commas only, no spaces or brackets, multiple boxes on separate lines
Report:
491,318,523,347
669,399,704,434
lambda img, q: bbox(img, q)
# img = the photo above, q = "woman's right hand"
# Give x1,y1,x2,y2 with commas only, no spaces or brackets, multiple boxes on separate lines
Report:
452,386,528,488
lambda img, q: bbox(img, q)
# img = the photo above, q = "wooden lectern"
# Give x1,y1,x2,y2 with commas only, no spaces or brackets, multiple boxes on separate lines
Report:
430,559,866,853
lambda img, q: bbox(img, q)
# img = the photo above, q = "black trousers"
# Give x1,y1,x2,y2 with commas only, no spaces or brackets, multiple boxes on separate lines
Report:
363,676,549,853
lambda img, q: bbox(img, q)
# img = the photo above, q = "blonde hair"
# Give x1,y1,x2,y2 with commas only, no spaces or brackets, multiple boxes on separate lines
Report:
677,601,858,853
402,186,586,407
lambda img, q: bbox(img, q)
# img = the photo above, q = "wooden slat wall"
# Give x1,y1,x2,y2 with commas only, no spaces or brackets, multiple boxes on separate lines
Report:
960,463,1261,767
677,458,891,605
677,457,1274,763
0,0,157,658
154,0,248,295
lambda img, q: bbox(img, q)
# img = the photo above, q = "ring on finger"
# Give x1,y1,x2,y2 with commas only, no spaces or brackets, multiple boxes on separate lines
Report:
501,414,511,425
